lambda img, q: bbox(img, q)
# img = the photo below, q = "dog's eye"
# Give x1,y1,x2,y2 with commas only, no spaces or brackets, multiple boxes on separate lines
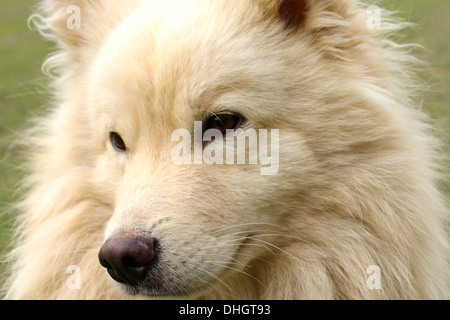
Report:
110,132,127,152
205,114,243,134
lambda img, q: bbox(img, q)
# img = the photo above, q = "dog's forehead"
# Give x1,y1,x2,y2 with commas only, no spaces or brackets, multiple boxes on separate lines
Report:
89,1,276,112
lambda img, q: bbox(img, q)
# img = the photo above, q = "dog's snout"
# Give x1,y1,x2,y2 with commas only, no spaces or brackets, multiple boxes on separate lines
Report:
98,236,156,285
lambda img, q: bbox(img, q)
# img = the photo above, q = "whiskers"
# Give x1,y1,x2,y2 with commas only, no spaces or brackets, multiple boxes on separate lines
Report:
190,221,304,295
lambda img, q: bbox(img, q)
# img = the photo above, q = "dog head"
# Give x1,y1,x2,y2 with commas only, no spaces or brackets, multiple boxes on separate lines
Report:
42,0,397,298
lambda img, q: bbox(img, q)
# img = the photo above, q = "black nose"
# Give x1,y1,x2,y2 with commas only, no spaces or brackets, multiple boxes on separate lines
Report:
98,236,156,285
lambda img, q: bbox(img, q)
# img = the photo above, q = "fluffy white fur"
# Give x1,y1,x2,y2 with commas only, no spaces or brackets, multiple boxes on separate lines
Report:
3,0,449,299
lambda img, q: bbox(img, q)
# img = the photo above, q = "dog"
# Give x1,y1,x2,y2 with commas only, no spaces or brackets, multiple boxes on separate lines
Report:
3,0,449,299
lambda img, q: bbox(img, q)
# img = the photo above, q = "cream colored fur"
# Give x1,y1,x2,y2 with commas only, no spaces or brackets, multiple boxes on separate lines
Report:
3,0,449,299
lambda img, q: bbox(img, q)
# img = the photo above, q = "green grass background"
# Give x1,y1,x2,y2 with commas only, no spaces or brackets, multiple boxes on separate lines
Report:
0,0,449,292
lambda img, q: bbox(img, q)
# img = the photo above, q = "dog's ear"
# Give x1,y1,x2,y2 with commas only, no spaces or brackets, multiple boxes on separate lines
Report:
34,0,123,48
262,0,308,30
32,0,86,47
263,0,355,32
277,0,309,29
262,0,360,60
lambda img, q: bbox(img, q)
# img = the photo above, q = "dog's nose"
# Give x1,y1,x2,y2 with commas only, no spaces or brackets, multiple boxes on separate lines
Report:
98,236,156,285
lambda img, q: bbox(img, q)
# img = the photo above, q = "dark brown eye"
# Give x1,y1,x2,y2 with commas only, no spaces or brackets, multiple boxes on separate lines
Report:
110,132,127,152
205,113,243,134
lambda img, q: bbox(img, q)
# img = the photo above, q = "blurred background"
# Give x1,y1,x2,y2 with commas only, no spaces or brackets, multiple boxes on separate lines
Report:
0,0,449,289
